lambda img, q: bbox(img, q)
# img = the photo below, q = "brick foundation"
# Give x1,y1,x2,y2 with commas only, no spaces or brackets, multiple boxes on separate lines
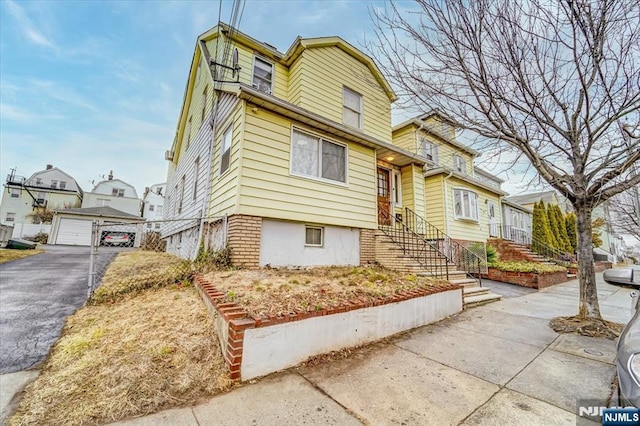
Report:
227,215,261,268
486,267,568,289
360,229,376,266
488,238,540,262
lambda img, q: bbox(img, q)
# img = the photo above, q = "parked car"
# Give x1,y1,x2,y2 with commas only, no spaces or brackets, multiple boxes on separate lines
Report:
101,231,135,247
616,291,640,408
604,266,640,286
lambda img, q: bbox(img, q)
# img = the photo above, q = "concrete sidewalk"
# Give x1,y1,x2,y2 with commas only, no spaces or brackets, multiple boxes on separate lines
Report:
105,275,634,426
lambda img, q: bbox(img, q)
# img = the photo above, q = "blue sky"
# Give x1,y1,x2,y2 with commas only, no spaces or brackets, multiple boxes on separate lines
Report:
0,0,527,196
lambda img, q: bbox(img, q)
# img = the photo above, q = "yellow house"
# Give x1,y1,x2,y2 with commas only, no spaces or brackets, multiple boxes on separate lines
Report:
164,23,425,266
392,113,507,245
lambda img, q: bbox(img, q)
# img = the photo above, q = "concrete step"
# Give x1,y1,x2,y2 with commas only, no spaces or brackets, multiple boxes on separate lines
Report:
450,278,479,288
464,292,502,308
463,286,489,296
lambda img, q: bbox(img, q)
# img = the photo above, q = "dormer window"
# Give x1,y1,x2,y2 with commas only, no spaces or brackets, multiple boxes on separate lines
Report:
343,87,362,129
252,57,273,94
420,138,439,164
453,154,467,174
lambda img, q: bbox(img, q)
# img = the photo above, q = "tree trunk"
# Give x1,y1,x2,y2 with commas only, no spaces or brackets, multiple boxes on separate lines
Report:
575,204,602,320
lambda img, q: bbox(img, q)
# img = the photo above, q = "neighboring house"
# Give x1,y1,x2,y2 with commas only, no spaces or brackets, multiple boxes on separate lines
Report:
593,202,626,262
0,165,83,226
142,183,166,231
82,171,142,217
392,113,508,244
48,206,145,246
164,23,425,265
500,199,533,244
506,190,572,214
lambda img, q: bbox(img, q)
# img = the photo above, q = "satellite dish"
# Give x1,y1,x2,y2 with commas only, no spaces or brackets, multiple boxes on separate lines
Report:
232,48,239,78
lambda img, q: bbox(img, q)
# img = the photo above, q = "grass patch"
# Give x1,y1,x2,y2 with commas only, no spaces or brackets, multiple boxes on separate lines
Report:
9,252,231,426
89,251,192,305
0,248,44,264
204,266,452,317
489,261,567,274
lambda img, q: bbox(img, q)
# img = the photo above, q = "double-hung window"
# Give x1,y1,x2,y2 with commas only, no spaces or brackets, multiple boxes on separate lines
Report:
193,157,200,201
291,129,347,184
420,138,439,164
453,189,478,221
343,87,362,129
220,126,232,174
252,57,273,94
453,154,467,174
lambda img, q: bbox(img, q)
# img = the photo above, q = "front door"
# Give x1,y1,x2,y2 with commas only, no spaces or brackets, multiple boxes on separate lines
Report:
487,200,498,237
377,167,391,225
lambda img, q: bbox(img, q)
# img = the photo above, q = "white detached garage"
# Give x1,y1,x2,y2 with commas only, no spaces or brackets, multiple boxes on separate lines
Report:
48,206,145,246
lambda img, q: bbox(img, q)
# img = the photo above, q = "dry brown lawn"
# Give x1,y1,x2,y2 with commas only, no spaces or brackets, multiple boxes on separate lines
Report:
205,266,451,317
9,252,230,426
0,249,44,264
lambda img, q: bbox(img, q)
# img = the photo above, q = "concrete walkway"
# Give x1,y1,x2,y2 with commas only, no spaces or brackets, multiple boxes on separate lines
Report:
106,275,634,426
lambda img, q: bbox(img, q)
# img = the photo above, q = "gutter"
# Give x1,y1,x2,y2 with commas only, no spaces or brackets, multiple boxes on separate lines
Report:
443,170,454,235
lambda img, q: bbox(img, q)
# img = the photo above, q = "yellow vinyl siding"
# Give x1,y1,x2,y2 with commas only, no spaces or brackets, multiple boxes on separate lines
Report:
237,105,377,228
288,56,303,105
208,101,244,216
292,47,392,142
204,38,289,100
423,116,456,140
424,175,445,231
444,177,502,242
392,125,417,153
400,164,425,219
418,129,473,171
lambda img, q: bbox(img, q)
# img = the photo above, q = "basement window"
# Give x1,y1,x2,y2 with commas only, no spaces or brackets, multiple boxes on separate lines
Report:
305,226,323,247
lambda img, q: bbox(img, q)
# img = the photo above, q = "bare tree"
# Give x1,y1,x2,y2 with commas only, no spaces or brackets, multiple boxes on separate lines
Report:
370,0,640,328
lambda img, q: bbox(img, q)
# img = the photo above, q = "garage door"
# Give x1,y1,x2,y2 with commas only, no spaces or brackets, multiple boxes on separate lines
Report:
55,218,93,245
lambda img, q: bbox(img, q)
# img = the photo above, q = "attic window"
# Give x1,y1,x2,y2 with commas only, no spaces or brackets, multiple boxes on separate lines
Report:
343,87,362,129
453,154,467,174
252,57,273,94
59,181,67,189
420,138,439,164
50,180,58,189
112,188,125,197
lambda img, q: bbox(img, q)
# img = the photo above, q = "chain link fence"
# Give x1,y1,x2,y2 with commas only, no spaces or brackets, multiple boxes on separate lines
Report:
87,216,227,298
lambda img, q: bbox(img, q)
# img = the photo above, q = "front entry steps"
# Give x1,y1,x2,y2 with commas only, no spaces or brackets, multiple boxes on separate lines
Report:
462,282,502,308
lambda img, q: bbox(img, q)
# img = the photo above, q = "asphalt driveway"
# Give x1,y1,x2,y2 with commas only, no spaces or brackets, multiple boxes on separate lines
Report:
0,245,91,373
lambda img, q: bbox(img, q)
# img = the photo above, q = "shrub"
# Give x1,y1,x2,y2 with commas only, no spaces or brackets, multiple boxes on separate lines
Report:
490,261,566,274
24,233,48,244
486,244,498,265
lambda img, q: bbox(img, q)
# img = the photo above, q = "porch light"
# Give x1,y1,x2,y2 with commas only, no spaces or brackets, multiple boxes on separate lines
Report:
386,156,395,161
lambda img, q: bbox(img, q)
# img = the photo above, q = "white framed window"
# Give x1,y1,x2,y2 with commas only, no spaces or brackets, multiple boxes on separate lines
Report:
193,157,200,201
186,116,192,149
50,180,58,189
342,87,362,129
453,154,467,174
155,223,161,229
10,188,20,198
157,205,163,215
291,128,347,184
305,226,323,247
59,181,67,189
392,170,402,206
112,188,125,197
5,212,15,222
178,175,185,214
149,205,155,212
35,178,43,185
453,189,478,221
147,223,152,229
420,138,439,164
252,56,273,94
201,86,208,124
220,126,232,174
